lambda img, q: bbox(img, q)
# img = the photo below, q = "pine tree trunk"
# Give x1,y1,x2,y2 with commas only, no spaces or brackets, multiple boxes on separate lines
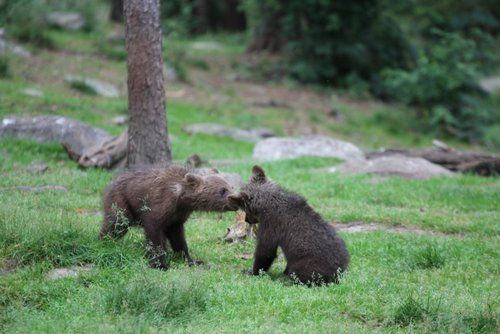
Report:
124,0,171,168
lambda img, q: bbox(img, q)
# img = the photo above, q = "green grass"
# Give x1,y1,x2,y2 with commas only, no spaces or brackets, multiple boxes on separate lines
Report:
1,30,499,333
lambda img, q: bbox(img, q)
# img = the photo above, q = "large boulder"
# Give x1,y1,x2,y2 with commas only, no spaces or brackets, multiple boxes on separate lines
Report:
193,167,243,189
183,123,274,142
253,135,364,161
0,115,112,158
330,155,453,180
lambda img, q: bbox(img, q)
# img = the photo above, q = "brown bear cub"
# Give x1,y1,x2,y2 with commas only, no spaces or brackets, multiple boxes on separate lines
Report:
229,166,350,285
100,165,238,269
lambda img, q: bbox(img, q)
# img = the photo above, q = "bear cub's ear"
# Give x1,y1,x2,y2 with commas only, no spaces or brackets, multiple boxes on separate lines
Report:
250,165,266,184
184,173,203,187
228,192,249,209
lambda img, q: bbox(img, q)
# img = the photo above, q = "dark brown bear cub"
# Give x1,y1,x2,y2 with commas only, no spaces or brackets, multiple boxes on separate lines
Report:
100,165,238,269
229,166,350,285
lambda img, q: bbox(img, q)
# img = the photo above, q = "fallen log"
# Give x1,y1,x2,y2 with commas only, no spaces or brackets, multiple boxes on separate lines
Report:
77,131,128,169
367,147,499,176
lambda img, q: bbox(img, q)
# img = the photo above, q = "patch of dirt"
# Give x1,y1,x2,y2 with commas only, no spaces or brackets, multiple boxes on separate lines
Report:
0,259,23,276
334,222,451,237
76,208,101,216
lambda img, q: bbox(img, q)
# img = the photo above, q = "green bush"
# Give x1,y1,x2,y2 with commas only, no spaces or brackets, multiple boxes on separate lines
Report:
244,0,415,90
0,0,55,48
0,0,101,48
382,31,494,142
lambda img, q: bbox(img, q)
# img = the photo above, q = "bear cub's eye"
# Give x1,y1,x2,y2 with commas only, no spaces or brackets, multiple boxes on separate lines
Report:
220,188,228,196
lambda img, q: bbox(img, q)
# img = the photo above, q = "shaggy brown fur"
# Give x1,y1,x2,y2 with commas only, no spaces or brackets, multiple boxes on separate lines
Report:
100,165,238,269
229,166,350,285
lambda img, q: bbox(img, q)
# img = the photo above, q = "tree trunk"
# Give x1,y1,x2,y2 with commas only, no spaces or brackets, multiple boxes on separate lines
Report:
110,0,124,22
247,0,285,53
124,0,171,168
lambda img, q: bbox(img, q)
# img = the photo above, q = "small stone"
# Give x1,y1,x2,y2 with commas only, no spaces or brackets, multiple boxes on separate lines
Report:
190,41,223,51
65,75,120,98
46,265,93,280
111,115,128,125
163,64,178,81
26,162,49,174
47,12,85,31
21,88,44,98
0,35,31,58
183,123,274,142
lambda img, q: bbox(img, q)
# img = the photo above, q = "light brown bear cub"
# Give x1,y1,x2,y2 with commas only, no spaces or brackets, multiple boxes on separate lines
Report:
100,165,238,269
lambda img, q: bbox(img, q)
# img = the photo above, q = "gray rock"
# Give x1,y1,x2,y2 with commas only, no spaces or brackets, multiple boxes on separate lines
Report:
16,185,67,192
184,123,274,142
193,168,243,189
21,88,44,98
46,265,93,280
65,75,120,98
479,76,500,93
163,64,178,81
330,155,453,180
219,172,243,189
111,115,128,125
0,115,112,158
0,31,31,58
26,162,49,174
190,41,223,51
47,12,85,31
253,135,364,161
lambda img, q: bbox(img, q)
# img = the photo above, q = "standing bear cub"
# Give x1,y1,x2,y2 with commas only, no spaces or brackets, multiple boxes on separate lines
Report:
229,166,350,285
100,165,238,269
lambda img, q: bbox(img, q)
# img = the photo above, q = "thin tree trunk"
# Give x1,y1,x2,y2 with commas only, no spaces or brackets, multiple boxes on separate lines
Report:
110,0,124,22
124,0,171,168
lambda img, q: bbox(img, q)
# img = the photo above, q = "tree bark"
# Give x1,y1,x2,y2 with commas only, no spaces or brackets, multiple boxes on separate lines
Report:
124,0,171,168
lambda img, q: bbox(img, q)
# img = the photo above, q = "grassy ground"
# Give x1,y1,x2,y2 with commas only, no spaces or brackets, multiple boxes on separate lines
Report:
0,28,499,333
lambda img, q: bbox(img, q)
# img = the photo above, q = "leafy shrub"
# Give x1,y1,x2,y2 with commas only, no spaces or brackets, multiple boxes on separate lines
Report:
160,0,246,37
0,0,55,48
0,0,101,48
244,0,415,90
383,31,494,142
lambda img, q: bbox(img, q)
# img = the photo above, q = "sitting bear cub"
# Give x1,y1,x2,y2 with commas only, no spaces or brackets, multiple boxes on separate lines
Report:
100,165,238,269
229,166,349,284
